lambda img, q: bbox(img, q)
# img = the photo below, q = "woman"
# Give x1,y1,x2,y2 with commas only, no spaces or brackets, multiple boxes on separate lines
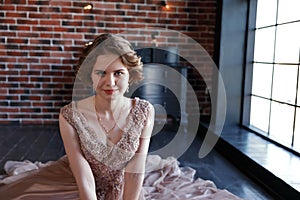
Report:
0,34,155,200
59,33,155,199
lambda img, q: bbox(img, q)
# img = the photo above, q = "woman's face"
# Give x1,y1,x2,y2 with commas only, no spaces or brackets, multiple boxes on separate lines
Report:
91,54,129,100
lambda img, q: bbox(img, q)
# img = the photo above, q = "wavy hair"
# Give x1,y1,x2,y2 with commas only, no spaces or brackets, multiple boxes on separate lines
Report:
76,33,143,87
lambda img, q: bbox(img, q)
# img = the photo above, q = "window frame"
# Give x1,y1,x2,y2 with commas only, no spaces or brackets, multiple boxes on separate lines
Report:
242,0,300,155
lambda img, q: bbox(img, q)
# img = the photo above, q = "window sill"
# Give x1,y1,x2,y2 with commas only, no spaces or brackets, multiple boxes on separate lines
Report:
200,124,300,199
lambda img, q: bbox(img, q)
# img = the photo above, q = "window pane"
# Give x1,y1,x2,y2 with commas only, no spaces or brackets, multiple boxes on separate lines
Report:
277,0,300,24
251,63,273,98
256,0,277,28
272,64,298,104
250,96,270,133
294,108,300,151
269,102,294,145
254,27,276,62
274,22,300,63
298,67,300,106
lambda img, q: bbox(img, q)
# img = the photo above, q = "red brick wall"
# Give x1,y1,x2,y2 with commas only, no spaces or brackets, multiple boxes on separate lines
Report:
0,0,216,124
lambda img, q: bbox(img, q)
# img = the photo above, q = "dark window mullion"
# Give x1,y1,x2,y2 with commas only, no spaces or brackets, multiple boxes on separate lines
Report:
251,94,300,108
267,0,280,136
292,50,300,146
254,61,300,66
255,19,300,30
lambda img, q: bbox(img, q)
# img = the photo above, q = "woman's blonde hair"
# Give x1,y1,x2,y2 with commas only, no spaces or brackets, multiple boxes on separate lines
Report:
76,33,143,87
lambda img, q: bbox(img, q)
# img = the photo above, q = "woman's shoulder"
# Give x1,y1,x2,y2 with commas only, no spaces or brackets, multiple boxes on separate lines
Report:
133,97,153,109
60,96,93,116
132,97,154,119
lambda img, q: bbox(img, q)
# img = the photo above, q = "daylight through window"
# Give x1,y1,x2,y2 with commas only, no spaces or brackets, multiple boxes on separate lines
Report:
250,0,300,152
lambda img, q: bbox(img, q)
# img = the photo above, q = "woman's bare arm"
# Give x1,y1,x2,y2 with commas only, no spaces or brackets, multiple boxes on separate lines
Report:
59,113,97,200
123,104,155,200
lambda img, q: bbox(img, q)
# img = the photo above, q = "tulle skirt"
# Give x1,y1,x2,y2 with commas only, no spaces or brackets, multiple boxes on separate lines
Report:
0,155,242,200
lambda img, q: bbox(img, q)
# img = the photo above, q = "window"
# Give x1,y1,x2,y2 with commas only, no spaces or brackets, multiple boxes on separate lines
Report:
248,0,300,152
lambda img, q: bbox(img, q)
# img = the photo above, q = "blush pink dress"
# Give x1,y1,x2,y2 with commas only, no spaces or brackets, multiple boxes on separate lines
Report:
0,98,242,200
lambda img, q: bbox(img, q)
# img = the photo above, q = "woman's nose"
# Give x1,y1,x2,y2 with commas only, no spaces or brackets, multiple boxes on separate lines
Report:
104,74,115,86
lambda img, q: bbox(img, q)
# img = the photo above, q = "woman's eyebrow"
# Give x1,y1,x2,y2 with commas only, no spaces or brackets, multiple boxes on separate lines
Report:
94,69,105,73
114,69,126,72
93,68,126,73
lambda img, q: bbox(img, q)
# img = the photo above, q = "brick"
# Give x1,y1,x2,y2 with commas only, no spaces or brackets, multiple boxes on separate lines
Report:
0,32,17,37
20,107,41,112
83,21,98,27
125,0,144,3
73,15,94,21
29,13,51,19
27,0,49,5
30,39,51,45
0,24,8,30
40,58,61,64
32,102,53,106
116,4,136,10
0,5,15,11
18,58,39,63
94,3,115,9
104,10,125,16
20,83,39,88
61,7,83,13
5,0,27,4
7,51,28,57
76,27,96,33
138,5,156,11
42,46,63,51
51,13,72,19
18,31,39,38
10,101,31,107
0,18,16,24
52,77,74,83
54,27,75,33
49,1,71,6
9,25,31,31
7,64,27,69
19,45,41,51
5,44,18,49
42,83,64,89
16,5,38,12
0,57,17,62
39,20,60,26
62,21,83,27
6,12,27,18
29,52,50,57
30,64,50,70
39,6,60,13
40,33,61,38
127,11,146,17
31,26,54,32
0,107,18,112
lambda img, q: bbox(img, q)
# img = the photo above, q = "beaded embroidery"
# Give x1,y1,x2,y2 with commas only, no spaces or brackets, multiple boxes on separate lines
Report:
60,98,150,200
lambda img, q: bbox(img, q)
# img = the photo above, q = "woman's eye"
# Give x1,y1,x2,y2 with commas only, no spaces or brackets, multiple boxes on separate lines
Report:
96,71,105,76
115,71,123,76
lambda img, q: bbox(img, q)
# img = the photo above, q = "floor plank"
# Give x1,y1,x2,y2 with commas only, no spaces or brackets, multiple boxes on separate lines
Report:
0,125,275,199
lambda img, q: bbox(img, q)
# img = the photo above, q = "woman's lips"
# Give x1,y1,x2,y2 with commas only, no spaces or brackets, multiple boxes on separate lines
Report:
103,89,115,95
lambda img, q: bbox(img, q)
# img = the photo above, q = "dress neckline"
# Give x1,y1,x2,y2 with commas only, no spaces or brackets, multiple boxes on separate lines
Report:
92,97,139,146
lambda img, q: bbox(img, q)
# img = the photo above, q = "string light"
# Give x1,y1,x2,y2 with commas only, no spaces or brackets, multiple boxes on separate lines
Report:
160,1,170,10
83,4,93,11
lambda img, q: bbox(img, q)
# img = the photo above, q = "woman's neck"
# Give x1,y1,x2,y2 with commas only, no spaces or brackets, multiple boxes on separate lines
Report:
94,95,125,117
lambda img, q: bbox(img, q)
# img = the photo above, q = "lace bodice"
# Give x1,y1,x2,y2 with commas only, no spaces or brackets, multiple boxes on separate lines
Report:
60,97,151,200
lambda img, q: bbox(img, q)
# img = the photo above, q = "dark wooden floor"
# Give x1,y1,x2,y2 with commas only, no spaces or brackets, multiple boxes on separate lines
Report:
0,124,276,200
0,125,65,172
